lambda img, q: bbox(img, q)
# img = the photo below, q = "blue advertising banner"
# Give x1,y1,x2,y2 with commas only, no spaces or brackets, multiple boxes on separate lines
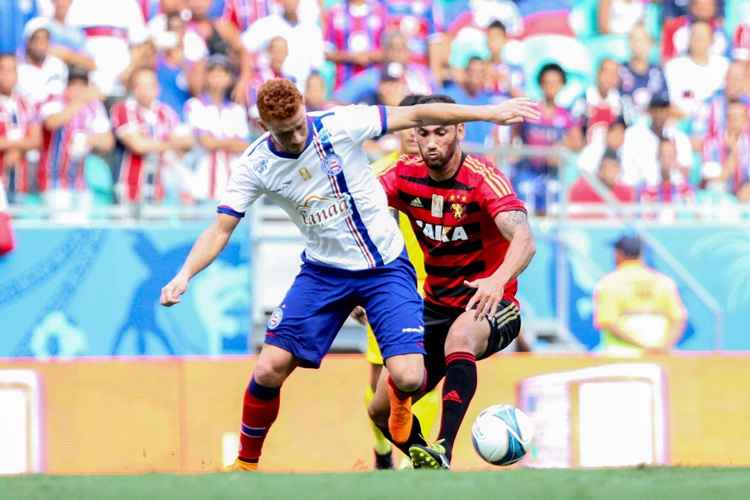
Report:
0,224,252,358
0,221,748,357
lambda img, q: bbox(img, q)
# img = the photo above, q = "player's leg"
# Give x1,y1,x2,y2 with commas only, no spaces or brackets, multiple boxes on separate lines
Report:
364,326,393,469
411,301,521,469
231,263,356,470
232,344,297,470
358,253,426,444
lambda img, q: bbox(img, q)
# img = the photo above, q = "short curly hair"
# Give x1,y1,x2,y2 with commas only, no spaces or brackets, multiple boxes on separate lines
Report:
257,78,304,123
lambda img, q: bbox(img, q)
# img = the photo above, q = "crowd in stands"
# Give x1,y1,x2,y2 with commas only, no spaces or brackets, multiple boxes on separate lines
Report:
1,0,750,217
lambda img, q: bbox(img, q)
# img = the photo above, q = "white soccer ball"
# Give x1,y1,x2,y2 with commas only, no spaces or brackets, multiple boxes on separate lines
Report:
471,404,534,466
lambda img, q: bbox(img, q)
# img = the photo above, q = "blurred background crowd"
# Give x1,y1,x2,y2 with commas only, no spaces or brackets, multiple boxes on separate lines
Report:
2,0,750,218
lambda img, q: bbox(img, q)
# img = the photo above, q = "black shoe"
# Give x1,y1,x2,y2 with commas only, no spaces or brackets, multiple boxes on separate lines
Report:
374,450,394,470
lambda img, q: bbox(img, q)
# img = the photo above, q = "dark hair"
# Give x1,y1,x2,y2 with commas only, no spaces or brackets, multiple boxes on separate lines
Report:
466,56,486,69
487,20,507,33
67,64,89,84
399,94,424,107
537,62,567,85
416,94,456,105
601,147,620,164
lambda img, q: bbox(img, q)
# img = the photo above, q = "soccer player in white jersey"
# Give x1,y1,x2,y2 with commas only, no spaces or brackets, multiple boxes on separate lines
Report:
160,79,538,470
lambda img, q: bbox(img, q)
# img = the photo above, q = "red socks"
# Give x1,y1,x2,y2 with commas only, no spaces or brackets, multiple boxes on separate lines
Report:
238,378,280,464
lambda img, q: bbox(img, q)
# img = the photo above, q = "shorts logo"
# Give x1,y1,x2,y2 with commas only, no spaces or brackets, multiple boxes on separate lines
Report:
267,306,284,330
321,153,343,176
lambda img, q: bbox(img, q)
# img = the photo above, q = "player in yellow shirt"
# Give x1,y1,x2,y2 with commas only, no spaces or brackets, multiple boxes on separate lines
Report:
593,235,687,356
360,94,439,469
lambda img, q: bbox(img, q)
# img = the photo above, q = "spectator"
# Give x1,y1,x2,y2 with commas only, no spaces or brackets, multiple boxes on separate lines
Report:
222,0,274,33
578,118,626,174
324,0,386,91
382,0,446,81
0,54,41,201
184,55,250,202
621,95,692,187
18,18,68,107
593,235,687,356
65,0,151,102
0,0,39,54
664,20,729,117
569,149,634,205
111,67,192,205
574,58,623,144
619,25,667,125
512,63,583,214
692,61,749,150
443,57,498,147
597,0,647,35
333,30,435,104
47,0,96,71
37,66,114,211
154,12,207,117
732,19,750,62
485,20,524,98
662,0,729,62
241,0,324,90
640,139,695,204
147,0,188,38
304,71,333,112
361,67,409,157
186,0,251,104
247,36,295,107
702,99,750,202
448,0,523,39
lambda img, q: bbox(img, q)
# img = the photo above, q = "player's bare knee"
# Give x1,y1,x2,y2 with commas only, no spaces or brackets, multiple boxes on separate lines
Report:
253,359,289,388
445,325,479,355
389,364,423,392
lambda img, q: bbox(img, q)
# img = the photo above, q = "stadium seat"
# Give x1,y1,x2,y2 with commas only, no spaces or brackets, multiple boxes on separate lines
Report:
84,155,114,206
519,35,593,105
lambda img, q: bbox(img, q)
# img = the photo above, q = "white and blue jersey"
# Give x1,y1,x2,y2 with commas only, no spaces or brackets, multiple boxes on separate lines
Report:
218,105,404,271
218,104,424,367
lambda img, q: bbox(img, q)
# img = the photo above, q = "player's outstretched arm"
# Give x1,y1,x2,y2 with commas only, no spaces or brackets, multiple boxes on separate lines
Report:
160,214,241,307
384,98,540,133
465,211,536,320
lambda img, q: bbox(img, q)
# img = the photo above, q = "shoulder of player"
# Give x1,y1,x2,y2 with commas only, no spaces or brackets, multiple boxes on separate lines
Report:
461,154,514,195
236,134,274,176
384,153,424,174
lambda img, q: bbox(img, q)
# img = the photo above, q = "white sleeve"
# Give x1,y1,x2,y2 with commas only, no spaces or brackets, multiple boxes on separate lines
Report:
231,106,250,139
217,158,265,216
90,102,111,134
125,0,149,45
184,98,207,134
335,105,388,143
241,19,271,53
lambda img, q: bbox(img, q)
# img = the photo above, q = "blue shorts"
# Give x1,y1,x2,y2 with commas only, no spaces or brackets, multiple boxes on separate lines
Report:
264,251,425,368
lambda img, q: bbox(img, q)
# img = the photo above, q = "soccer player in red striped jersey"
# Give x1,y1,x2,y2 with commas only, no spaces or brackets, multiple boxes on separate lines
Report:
370,94,536,469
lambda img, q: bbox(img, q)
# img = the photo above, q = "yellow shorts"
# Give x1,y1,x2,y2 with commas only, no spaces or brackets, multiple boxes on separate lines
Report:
366,280,424,365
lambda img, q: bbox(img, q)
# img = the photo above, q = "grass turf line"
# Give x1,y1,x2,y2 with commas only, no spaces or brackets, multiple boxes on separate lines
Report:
3,468,750,500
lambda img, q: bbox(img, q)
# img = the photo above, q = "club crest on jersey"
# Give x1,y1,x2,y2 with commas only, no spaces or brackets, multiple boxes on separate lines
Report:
321,153,343,176
450,203,464,220
267,306,284,330
297,193,352,227
253,159,269,174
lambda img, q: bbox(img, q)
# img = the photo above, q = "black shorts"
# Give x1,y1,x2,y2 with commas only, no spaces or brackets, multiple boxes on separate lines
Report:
422,299,521,392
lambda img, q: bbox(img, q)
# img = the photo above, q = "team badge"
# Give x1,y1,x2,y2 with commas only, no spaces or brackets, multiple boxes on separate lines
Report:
253,159,269,174
321,153,343,176
451,203,464,221
267,306,284,330
298,167,312,181
431,194,444,217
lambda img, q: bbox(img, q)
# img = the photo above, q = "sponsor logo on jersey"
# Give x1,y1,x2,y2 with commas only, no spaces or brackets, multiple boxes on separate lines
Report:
410,197,423,208
267,306,284,330
297,193,353,227
321,153,343,176
415,220,468,242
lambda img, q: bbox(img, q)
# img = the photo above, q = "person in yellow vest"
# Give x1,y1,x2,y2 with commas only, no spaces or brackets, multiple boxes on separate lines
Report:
593,235,687,356
354,94,440,469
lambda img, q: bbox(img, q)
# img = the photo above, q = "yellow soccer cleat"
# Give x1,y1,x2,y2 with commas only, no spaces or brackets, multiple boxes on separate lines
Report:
225,458,258,472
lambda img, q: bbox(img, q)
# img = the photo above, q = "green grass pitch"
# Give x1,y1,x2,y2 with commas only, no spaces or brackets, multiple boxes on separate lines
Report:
3,468,750,500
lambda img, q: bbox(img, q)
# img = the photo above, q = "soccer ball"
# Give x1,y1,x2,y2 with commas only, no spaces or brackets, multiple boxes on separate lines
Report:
471,404,534,466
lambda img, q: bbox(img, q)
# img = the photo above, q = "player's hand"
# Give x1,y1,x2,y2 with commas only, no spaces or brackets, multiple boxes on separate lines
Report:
464,276,506,321
160,273,189,307
488,98,540,126
350,306,368,325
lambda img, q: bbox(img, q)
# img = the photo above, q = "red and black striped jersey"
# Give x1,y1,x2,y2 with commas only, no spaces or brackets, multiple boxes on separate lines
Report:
379,153,526,310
